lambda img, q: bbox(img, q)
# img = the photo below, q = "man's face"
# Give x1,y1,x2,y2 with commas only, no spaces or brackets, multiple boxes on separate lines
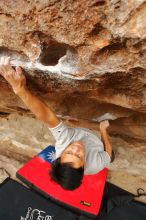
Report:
60,141,85,168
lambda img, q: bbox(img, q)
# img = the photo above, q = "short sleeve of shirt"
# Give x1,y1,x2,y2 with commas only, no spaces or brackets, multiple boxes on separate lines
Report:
48,121,75,158
49,121,67,141
85,150,111,174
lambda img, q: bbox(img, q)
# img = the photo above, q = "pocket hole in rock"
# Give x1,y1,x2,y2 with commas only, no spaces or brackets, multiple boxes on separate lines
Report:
39,43,68,66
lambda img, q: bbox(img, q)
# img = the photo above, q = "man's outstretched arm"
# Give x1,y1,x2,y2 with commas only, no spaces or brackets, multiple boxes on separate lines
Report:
99,120,112,158
0,56,60,128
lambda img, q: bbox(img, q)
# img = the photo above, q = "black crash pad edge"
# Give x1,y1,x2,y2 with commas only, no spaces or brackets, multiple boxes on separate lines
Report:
16,172,97,219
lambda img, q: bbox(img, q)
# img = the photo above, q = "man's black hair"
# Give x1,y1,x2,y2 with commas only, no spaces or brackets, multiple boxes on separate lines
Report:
50,157,84,190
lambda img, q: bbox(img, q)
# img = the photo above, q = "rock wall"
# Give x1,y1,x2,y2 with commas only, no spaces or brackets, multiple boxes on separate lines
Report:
0,0,146,140
0,0,146,201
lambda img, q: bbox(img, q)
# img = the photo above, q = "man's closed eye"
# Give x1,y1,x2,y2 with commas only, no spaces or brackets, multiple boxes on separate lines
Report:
66,151,81,160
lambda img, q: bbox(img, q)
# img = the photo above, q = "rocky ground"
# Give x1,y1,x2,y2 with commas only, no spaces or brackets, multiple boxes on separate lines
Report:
0,113,146,203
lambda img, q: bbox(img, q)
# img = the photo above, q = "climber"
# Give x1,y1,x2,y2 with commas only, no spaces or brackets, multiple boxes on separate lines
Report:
0,56,114,190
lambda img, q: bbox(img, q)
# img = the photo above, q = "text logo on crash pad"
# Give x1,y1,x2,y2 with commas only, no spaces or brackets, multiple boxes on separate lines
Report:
80,201,91,207
20,206,53,220
38,146,56,164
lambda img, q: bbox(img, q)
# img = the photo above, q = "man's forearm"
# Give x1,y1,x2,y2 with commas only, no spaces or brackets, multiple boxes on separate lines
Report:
17,87,60,127
100,128,112,157
0,57,59,127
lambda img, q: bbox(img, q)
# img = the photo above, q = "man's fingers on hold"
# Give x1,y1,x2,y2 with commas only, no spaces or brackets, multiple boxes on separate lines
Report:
0,65,7,74
16,66,22,74
6,65,15,73
4,57,11,65
0,56,5,65
0,67,4,76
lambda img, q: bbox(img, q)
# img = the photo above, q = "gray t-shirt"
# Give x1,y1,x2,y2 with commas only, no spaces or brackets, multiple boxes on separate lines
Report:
49,121,111,175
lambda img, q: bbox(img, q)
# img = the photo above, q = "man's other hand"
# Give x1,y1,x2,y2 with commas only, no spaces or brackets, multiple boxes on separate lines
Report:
99,120,110,131
0,56,26,94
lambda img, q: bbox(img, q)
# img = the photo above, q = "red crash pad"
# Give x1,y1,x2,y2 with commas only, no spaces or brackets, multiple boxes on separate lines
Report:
17,146,107,218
